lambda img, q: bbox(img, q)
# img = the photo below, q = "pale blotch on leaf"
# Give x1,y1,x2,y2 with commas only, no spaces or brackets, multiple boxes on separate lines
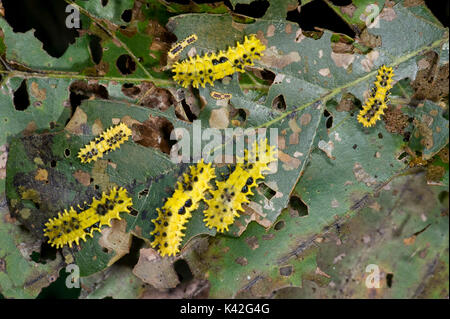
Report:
295,28,306,43
361,50,380,72
65,108,87,135
209,107,229,129
331,52,355,70
92,119,104,136
267,24,276,37
319,68,331,77
380,7,397,21
30,82,46,101
73,170,91,186
34,168,48,182
278,150,301,170
261,47,301,69
353,162,377,186
318,140,335,160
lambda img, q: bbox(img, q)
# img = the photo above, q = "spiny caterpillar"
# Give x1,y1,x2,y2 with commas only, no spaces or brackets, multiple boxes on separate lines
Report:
210,91,232,100
43,187,132,248
172,34,266,89
151,160,216,257
357,65,395,127
203,139,277,233
78,123,132,163
168,34,198,59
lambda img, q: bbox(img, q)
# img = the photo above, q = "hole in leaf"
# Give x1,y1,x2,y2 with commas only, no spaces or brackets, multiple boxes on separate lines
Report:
424,0,449,27
326,116,333,129
386,273,394,288
13,80,30,111
403,132,411,142
230,106,248,126
101,0,108,6
274,220,285,231
68,81,109,119
279,265,293,276
30,241,57,264
324,109,331,117
287,0,355,37
115,237,145,267
289,195,308,216
50,160,57,167
121,9,132,22
36,268,80,299
174,259,194,283
116,54,136,75
233,0,269,18
257,69,276,85
397,152,408,160
258,183,276,200
64,148,71,157
181,98,197,122
89,35,103,64
272,94,286,111
352,144,357,150
129,208,139,217
2,0,80,58
378,133,383,139
122,83,141,97
138,189,149,198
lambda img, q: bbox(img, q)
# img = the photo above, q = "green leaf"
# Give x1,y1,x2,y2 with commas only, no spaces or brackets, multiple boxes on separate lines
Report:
74,0,135,25
0,18,93,72
0,194,64,298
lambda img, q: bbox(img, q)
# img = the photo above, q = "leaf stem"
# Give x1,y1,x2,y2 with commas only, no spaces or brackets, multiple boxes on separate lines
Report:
0,69,174,85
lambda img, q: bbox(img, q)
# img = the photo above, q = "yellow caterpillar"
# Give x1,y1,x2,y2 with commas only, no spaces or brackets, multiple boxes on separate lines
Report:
78,123,132,163
172,34,266,89
203,139,277,232
43,187,132,248
168,34,198,59
357,65,395,127
151,160,216,257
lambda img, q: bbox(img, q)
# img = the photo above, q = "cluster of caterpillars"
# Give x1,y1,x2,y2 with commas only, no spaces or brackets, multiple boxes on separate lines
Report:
151,139,277,257
78,123,132,163
357,65,395,127
43,187,132,248
171,34,266,89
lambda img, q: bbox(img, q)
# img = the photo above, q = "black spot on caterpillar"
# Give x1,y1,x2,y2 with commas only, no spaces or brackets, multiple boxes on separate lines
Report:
168,34,198,59
78,123,132,163
43,187,132,248
172,34,266,89
357,65,394,127
151,160,216,257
